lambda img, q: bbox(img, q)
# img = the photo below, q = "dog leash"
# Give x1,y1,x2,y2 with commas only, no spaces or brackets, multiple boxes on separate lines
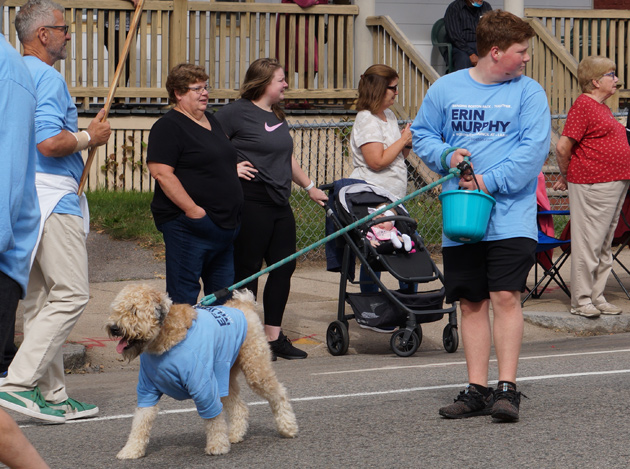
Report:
199,157,471,306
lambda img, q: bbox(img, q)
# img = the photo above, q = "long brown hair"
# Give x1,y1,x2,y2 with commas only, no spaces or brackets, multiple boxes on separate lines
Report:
240,58,285,121
356,64,398,114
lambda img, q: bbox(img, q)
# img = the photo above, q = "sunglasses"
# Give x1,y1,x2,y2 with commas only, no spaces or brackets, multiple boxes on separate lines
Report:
44,25,69,34
387,85,398,91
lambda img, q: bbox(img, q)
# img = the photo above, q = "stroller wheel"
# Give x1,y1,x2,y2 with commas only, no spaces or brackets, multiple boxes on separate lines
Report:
390,329,420,357
327,320,350,356
443,324,459,353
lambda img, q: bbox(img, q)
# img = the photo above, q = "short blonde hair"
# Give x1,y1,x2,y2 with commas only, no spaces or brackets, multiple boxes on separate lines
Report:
578,56,616,93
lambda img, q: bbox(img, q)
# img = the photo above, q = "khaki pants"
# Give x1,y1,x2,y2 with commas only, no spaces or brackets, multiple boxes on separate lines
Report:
0,214,89,403
568,180,629,308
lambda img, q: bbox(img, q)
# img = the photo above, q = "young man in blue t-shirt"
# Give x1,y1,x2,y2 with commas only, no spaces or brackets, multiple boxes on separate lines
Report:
412,10,551,422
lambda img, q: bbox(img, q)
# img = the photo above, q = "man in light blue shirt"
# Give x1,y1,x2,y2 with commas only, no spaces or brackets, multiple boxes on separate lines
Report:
0,10,39,389
0,0,111,424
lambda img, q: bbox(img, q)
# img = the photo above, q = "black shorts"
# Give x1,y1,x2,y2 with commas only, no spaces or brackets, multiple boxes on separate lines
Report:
442,237,536,303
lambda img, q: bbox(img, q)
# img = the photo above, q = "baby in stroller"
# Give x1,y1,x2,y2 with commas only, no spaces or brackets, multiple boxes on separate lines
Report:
367,204,415,254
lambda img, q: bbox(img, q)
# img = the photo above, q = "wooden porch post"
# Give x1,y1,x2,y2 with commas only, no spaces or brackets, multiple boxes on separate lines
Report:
170,0,188,68
354,0,375,80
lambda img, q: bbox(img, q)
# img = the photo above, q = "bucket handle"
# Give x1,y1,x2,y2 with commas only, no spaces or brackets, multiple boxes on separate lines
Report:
455,158,483,193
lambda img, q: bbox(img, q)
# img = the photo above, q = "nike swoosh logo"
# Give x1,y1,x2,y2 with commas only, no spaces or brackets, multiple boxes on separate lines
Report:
265,122,284,132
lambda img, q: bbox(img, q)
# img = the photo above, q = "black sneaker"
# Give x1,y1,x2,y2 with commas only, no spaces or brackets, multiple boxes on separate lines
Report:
492,384,526,422
439,385,494,419
269,331,307,361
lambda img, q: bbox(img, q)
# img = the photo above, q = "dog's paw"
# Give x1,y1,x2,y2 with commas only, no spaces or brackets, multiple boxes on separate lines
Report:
117,445,145,460
276,410,299,438
228,414,248,443
205,435,231,455
228,427,246,444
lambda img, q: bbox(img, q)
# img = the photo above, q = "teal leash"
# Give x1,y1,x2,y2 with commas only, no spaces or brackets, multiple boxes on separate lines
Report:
200,165,464,306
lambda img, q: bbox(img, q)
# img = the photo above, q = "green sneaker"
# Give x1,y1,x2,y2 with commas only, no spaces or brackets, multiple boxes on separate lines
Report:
0,387,66,423
48,397,99,420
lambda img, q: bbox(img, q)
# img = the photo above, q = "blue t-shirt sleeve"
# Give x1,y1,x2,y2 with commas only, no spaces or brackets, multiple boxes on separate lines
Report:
136,366,163,408
411,84,452,176
34,74,73,143
482,82,550,195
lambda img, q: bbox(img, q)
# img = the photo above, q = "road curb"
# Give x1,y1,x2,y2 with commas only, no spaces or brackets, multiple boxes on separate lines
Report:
62,343,88,371
524,311,630,334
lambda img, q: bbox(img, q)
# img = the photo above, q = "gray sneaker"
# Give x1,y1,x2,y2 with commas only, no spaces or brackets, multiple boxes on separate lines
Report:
570,304,601,318
594,302,622,315
492,384,526,422
439,385,494,419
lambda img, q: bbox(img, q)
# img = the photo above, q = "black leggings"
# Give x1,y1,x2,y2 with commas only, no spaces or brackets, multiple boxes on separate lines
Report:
234,183,296,327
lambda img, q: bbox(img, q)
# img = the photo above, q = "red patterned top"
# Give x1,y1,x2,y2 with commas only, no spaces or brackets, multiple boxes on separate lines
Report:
563,93,630,184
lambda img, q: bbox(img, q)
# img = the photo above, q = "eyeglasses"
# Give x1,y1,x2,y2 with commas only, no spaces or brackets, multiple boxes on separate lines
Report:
387,85,398,91
44,25,69,35
188,85,209,94
601,71,616,79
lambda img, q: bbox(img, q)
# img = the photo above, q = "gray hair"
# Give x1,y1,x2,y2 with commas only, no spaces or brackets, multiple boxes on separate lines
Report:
15,0,64,43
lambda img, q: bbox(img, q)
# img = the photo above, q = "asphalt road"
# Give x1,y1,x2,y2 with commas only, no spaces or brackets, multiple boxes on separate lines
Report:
9,333,630,469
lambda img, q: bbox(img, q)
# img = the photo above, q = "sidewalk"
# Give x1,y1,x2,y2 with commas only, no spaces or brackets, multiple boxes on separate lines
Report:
42,244,630,372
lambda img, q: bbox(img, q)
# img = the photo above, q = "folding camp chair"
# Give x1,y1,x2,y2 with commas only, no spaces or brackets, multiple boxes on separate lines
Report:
521,210,571,306
611,192,630,299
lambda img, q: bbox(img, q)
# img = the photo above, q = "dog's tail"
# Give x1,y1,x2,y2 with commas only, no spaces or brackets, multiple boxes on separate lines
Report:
231,289,256,305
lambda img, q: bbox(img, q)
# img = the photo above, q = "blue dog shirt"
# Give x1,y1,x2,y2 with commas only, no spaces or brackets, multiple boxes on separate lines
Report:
136,305,248,419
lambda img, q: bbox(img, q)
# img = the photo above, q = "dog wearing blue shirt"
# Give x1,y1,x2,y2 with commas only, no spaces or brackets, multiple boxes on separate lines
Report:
106,285,298,459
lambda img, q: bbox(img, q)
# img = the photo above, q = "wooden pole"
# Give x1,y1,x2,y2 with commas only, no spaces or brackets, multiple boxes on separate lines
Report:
77,0,146,195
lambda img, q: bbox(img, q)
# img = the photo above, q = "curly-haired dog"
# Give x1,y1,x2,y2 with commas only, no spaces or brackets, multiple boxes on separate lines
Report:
106,284,298,459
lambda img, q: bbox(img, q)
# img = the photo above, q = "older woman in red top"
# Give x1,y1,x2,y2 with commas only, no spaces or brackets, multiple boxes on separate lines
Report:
555,56,630,318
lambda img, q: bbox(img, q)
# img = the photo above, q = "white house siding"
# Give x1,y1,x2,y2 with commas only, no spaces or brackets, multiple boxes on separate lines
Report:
374,0,593,73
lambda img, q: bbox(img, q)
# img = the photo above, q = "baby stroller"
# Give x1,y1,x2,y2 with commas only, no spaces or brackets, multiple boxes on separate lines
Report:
323,181,458,357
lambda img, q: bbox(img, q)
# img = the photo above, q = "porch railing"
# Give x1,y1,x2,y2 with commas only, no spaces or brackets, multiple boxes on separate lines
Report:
526,8,630,111
525,17,580,117
366,15,440,120
2,0,358,109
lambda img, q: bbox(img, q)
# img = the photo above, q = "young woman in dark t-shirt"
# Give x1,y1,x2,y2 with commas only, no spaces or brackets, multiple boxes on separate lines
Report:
215,58,327,360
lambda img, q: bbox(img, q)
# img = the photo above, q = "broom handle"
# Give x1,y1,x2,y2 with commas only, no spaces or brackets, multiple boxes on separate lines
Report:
77,0,146,195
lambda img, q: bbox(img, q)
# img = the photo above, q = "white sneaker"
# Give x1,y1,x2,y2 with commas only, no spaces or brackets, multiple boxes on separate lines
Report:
594,302,622,315
570,304,601,318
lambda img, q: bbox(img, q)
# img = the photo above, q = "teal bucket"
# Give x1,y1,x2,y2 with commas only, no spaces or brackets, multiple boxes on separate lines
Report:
439,189,496,243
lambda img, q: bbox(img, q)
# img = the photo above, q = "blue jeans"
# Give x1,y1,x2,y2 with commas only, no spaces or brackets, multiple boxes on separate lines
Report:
158,214,239,305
